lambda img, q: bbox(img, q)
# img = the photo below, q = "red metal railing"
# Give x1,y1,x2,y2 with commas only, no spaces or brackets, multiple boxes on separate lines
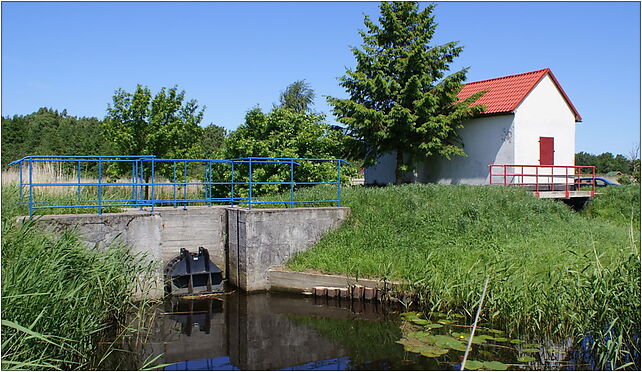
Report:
488,164,596,198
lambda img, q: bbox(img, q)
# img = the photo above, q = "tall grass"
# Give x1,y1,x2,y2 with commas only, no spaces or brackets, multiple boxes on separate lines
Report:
1,185,158,370
285,184,640,368
583,185,641,228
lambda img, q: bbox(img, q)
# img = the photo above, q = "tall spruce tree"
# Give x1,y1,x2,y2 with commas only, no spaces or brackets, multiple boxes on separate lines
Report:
327,2,485,184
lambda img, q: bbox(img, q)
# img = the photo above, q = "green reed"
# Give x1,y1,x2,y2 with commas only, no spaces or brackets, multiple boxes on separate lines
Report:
1,185,158,370
285,184,641,368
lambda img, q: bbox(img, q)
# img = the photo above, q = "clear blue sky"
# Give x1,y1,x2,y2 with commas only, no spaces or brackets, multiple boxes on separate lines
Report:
2,1,640,155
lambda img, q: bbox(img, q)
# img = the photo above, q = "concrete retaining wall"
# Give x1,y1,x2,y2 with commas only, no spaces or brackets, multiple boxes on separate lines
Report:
23,206,350,297
268,268,400,293
227,207,351,291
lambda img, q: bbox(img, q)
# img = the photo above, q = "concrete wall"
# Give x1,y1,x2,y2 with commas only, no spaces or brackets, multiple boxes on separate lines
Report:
156,207,228,274
228,207,351,291
23,210,165,299
25,205,350,296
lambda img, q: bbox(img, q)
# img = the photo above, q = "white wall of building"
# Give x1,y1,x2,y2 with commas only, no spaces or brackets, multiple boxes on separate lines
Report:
513,74,577,185
513,74,577,166
416,115,515,185
364,115,515,185
364,151,397,185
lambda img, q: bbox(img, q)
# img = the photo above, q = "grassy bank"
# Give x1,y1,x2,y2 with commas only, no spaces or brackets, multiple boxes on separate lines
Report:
1,185,156,370
285,184,640,367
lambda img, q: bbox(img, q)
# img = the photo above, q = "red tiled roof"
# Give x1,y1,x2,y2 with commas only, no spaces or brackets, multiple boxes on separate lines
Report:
457,68,582,122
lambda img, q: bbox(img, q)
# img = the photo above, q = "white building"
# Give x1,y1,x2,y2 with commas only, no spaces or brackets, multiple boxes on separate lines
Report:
365,68,582,185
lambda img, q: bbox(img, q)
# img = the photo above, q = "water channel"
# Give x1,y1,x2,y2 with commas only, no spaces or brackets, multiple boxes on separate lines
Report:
98,290,622,371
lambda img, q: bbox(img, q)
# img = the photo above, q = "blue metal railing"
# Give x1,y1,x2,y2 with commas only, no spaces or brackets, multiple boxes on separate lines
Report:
8,156,348,216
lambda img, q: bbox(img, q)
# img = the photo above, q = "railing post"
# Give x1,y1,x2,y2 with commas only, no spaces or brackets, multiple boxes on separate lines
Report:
133,161,139,208
248,159,253,209
521,165,524,185
28,158,33,217
130,161,135,206
503,166,507,186
183,161,188,210
151,160,155,213
77,161,82,202
230,161,235,207
19,161,23,200
535,165,539,197
565,166,569,198
592,166,596,198
139,161,144,210
173,162,177,208
208,161,213,207
337,160,342,207
98,158,103,215
290,160,294,208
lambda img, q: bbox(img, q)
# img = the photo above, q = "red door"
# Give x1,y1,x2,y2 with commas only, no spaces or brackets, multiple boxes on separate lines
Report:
539,137,554,165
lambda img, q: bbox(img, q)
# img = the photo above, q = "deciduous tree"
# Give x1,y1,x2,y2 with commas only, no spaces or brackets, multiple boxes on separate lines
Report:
278,80,315,113
104,85,205,183
223,107,352,196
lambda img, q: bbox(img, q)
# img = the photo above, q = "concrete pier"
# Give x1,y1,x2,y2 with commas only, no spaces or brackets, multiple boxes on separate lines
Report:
23,206,350,297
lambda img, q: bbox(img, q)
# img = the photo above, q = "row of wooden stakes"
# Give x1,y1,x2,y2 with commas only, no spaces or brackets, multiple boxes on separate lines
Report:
305,285,387,302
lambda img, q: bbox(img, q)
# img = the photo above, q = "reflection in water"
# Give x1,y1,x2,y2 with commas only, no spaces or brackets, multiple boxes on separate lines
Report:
104,292,611,371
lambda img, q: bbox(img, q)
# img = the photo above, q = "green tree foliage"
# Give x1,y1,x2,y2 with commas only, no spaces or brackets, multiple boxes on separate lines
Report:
327,2,485,184
575,151,633,174
104,85,205,179
200,123,226,159
278,80,315,113
1,108,111,168
222,107,352,196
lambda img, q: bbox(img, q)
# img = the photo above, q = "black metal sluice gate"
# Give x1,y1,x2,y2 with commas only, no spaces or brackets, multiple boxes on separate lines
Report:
165,247,224,295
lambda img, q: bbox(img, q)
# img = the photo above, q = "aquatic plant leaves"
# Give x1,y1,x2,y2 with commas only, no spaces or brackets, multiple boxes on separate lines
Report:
396,337,425,352
517,356,536,362
524,343,542,348
426,335,467,351
489,337,509,342
400,312,421,321
510,339,525,344
419,345,450,358
462,360,508,371
424,323,443,329
462,360,484,370
396,336,449,357
411,319,430,325
400,312,417,318
522,348,541,353
483,361,508,370
437,319,454,324
450,332,490,345
402,332,467,352
485,328,504,335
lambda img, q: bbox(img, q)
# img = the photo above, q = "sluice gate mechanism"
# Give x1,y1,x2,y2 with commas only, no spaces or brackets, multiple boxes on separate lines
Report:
165,247,224,296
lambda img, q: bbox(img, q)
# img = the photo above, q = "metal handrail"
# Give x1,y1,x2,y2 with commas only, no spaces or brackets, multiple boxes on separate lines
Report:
10,156,348,216
488,164,596,197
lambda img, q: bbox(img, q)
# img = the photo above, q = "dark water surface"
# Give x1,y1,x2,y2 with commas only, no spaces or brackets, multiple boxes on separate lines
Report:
102,292,593,371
